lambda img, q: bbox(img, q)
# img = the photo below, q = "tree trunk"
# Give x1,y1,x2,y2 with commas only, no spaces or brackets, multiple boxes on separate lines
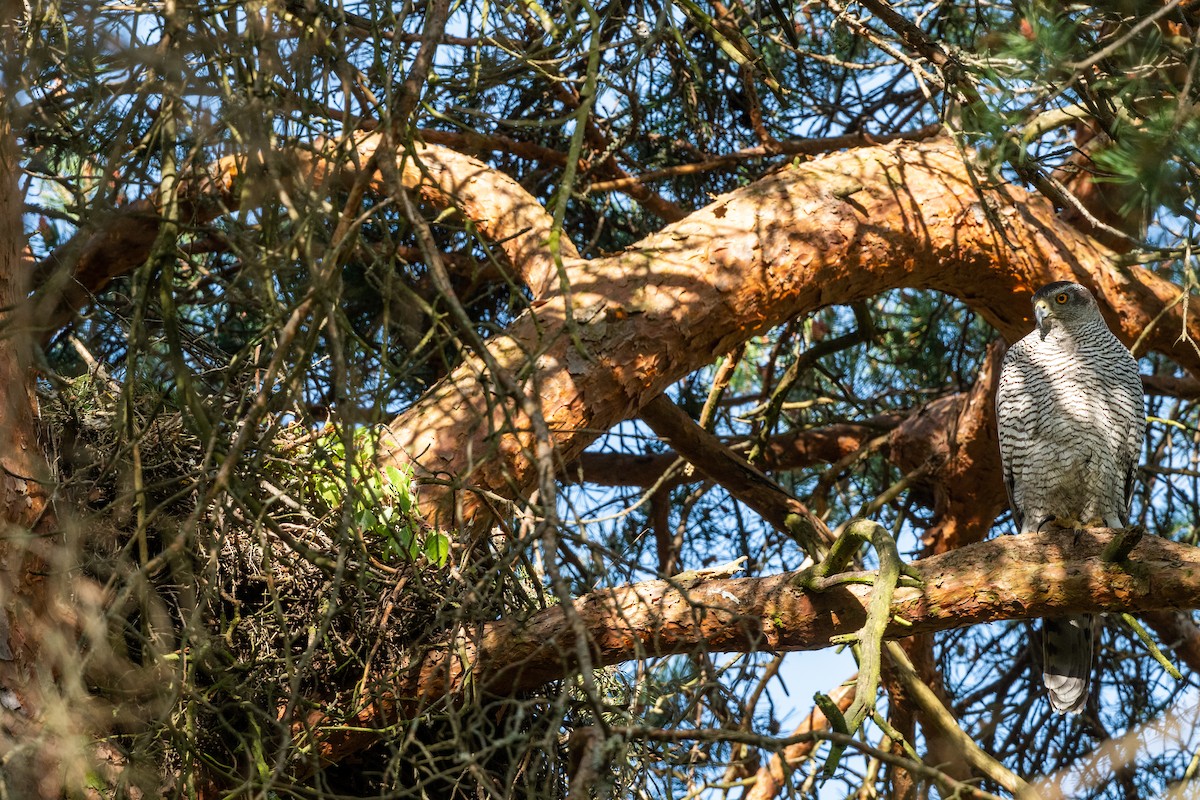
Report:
0,44,68,798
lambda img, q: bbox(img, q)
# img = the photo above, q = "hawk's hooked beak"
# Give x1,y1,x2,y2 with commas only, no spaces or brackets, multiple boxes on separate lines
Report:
1034,299,1051,334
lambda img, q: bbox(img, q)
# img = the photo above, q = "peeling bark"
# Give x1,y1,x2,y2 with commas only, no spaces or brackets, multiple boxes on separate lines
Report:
381,137,1200,530
304,529,1200,765
32,134,1200,537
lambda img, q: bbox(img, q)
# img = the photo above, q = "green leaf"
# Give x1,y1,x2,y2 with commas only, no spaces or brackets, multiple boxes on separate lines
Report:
355,508,378,532
319,484,341,507
385,464,407,488
424,532,450,566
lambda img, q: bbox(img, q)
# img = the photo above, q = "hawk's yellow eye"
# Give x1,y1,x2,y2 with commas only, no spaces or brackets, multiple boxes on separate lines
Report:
1054,292,1069,305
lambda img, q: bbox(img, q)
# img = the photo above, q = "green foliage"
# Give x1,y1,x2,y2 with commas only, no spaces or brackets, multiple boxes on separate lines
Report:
301,426,448,566
965,0,1199,242
1092,112,1197,217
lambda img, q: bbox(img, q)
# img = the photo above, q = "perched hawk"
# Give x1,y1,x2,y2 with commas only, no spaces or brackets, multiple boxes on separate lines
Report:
995,281,1145,714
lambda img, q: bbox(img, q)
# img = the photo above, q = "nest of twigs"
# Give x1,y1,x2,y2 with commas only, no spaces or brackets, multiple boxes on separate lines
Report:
40,372,456,773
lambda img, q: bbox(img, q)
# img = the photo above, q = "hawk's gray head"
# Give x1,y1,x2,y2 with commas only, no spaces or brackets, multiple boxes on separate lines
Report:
1032,281,1100,336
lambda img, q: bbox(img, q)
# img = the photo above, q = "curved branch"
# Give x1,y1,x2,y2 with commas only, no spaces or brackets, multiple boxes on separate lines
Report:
37,133,573,332
385,136,1200,529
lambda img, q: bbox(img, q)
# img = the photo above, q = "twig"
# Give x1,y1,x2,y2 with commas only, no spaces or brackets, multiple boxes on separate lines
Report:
1121,613,1184,681
883,641,1039,798
608,725,1006,800
745,302,874,463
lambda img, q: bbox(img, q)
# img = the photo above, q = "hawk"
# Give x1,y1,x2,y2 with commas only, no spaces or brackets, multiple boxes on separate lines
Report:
995,281,1145,714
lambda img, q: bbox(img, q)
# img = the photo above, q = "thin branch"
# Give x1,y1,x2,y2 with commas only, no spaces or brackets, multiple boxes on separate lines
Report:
567,414,906,488
638,393,833,556
610,725,1004,800
744,679,856,800
884,641,1034,797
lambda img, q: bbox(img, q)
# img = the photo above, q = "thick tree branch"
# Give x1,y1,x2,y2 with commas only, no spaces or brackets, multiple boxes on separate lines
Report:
37,133,573,332
32,134,1200,536
306,528,1197,765
382,136,1200,530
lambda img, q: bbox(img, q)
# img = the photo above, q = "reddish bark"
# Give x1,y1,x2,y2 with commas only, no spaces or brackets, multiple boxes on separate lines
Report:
0,77,65,798
744,680,856,800
380,137,1200,530
38,134,573,333
305,529,1200,765
891,341,1008,554
22,129,1200,781
34,134,1200,537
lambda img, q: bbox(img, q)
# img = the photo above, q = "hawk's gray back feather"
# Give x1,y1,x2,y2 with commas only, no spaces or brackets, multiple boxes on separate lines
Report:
995,281,1145,714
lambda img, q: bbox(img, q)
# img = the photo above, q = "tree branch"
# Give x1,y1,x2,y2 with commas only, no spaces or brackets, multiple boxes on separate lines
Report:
584,125,942,193
381,136,1200,530
567,414,906,488
638,393,832,554
304,528,1199,766
884,641,1032,797
891,340,1008,554
744,680,856,800
37,133,573,333
32,134,1200,538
